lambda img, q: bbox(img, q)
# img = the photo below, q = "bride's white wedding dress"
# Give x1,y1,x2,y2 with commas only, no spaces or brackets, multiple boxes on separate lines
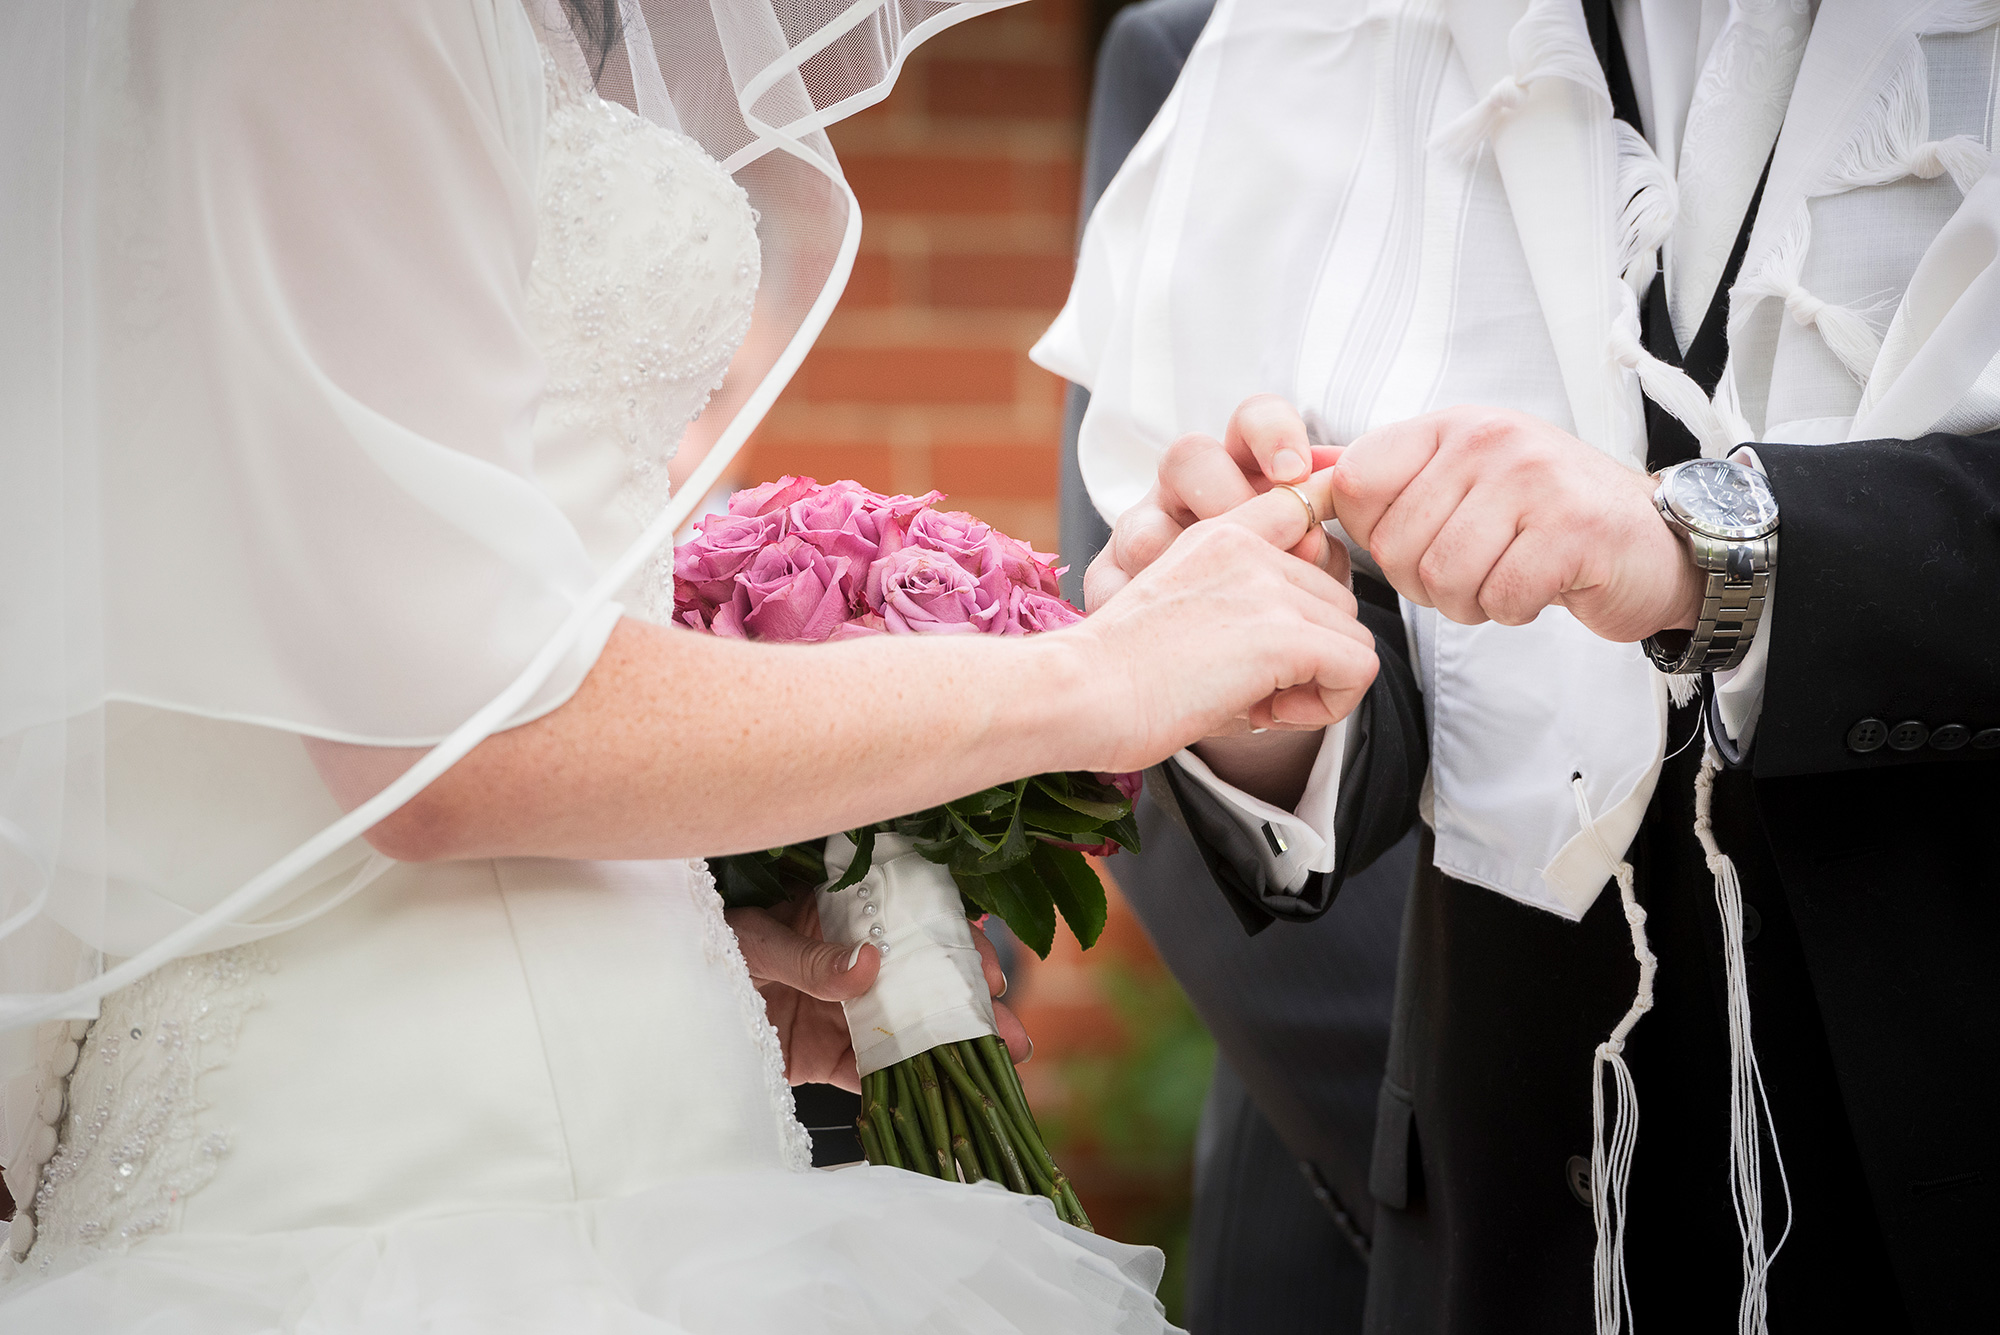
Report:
0,13,1170,1333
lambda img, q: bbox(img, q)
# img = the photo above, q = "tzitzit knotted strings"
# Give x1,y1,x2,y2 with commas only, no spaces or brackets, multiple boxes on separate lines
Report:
1693,739,1794,1335
1571,775,1654,1335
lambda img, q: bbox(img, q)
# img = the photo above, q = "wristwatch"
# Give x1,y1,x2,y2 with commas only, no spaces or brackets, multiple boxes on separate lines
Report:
1642,457,1779,675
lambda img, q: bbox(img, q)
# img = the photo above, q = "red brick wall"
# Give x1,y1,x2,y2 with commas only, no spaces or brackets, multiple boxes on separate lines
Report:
741,0,1087,554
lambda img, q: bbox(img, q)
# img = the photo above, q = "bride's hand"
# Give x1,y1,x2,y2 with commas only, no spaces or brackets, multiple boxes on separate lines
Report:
728,899,1029,1095
1071,395,1362,802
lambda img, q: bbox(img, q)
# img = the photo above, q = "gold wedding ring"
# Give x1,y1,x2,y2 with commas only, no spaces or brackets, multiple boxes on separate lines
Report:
1275,482,1319,532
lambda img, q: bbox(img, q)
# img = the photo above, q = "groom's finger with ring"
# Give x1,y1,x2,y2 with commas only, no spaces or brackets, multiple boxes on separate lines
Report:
1208,485,1326,555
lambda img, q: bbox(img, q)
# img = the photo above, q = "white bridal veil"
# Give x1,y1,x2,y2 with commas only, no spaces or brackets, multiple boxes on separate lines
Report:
0,0,1021,1127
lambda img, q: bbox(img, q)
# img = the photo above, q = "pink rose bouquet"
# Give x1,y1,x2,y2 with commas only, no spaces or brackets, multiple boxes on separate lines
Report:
677,478,1142,1229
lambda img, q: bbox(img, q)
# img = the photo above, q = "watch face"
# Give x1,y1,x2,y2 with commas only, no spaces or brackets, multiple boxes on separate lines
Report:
1661,459,1779,540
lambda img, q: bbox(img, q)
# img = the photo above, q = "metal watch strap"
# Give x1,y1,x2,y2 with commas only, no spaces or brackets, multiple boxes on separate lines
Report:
1644,531,1776,674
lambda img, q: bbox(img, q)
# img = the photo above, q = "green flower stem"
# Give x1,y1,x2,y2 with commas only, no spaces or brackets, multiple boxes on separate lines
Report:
889,1063,934,1176
966,1038,1092,1232
935,1045,1032,1195
862,1070,904,1171
910,1053,955,1179
940,1080,983,1184
960,1076,1007,1184
976,1035,1043,1144
855,1112,886,1167
1057,1180,1091,1230
952,1041,1060,1206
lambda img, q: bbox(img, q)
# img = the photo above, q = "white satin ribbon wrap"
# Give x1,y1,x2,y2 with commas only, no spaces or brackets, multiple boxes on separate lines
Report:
818,834,997,1080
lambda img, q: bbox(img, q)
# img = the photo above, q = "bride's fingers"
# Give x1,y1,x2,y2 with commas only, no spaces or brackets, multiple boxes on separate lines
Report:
1160,431,1261,524
970,923,1008,998
725,905,881,1002
993,1000,1032,1065
1223,393,1313,486
1108,498,1182,579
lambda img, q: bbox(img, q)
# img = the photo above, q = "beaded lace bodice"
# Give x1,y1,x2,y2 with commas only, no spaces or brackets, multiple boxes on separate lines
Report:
526,45,761,620
9,950,270,1269
526,44,805,1173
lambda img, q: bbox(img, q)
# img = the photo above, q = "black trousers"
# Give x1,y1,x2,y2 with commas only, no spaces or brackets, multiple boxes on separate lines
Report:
1364,704,1907,1334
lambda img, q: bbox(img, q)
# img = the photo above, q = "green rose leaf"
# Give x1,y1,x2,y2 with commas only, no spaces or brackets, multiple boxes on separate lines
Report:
1033,842,1108,950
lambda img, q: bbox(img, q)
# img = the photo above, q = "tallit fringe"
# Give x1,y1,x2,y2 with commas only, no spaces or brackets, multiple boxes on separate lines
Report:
1614,120,1679,294
1709,366,1756,453
1922,0,2000,37
1694,744,1794,1335
1665,672,1699,708
1822,44,1991,195
1430,0,1609,159
1609,322,1734,456
1571,776,1653,1335
1732,213,1884,384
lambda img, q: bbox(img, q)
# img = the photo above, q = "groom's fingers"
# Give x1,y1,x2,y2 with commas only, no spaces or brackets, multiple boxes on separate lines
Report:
1328,415,1443,548
1206,473,1341,566
726,905,881,1002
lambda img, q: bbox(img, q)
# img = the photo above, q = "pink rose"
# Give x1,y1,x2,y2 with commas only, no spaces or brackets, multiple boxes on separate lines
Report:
675,509,790,613
904,507,997,571
867,545,1002,634
727,475,820,518
1000,584,1084,635
905,509,1019,620
864,489,946,526
1097,771,1144,803
785,484,889,603
717,535,854,644
989,531,1066,596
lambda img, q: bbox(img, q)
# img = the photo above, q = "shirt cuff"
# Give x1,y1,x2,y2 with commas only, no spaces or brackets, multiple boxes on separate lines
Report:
1713,446,1776,746
1169,717,1349,893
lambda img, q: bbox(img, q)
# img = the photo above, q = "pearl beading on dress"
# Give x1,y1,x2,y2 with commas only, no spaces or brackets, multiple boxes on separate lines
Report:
13,948,270,1272
687,860,816,1173
526,50,761,625
3,1020,88,1261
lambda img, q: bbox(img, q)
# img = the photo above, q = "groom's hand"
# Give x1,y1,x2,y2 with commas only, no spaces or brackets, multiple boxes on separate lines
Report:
1329,407,1703,641
729,898,1029,1095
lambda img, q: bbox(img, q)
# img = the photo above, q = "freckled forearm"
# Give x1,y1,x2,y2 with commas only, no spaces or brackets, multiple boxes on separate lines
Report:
326,617,1109,862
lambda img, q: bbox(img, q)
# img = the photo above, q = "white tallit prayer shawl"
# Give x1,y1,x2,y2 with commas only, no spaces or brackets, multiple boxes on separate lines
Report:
1032,0,2000,1329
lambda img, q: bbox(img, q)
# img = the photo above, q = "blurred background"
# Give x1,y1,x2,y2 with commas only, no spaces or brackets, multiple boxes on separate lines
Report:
745,1,1221,1322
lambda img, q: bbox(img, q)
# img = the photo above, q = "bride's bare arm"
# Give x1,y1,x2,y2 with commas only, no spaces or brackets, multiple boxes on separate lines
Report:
309,484,1376,863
